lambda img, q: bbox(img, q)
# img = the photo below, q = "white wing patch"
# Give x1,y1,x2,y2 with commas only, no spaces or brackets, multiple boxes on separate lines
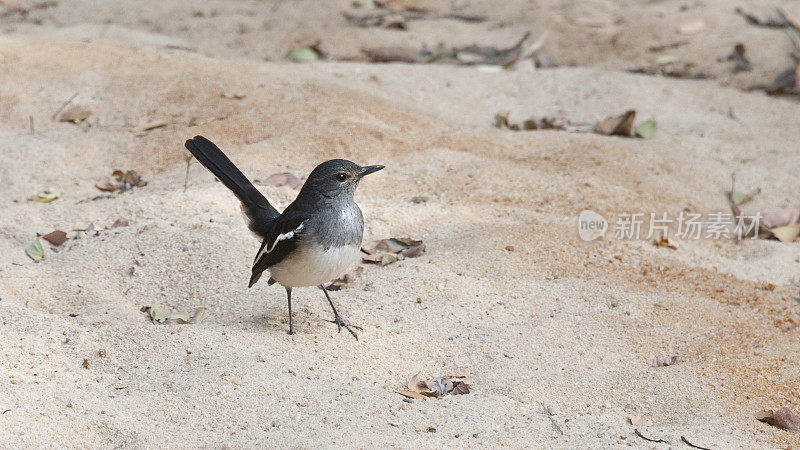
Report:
256,220,307,262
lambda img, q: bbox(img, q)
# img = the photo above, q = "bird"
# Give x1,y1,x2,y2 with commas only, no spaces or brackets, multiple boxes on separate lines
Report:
184,135,384,339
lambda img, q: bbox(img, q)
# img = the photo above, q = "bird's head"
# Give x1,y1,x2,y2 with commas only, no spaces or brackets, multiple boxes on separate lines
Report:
299,159,384,200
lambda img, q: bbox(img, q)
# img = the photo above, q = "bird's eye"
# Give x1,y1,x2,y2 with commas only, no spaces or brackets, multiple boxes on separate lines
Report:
335,173,349,182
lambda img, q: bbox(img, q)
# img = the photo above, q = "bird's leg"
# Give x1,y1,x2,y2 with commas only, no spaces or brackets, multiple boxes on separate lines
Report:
319,284,361,340
285,287,295,335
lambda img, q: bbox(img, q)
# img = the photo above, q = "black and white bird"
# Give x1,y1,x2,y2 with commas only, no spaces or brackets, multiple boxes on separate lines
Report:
184,136,384,339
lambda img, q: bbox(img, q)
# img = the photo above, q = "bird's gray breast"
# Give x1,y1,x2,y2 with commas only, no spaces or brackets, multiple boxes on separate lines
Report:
307,203,364,250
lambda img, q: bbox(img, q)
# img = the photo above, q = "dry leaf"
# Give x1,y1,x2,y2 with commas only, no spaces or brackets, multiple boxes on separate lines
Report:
222,92,246,100
401,370,472,399
396,389,425,400
628,414,653,426
653,235,677,250
129,119,168,133
426,377,453,397
111,218,129,228
770,224,800,243
58,105,91,123
329,266,363,290
95,170,147,193
42,230,68,246
407,372,434,395
362,252,399,266
756,407,800,432
362,237,424,265
29,187,61,203
596,110,636,136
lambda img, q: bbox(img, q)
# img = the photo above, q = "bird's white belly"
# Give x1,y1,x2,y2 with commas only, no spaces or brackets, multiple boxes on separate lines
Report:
268,244,360,287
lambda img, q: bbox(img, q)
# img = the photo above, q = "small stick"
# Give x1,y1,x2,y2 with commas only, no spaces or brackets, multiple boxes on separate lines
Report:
634,429,668,444
29,115,34,135
681,436,711,450
51,92,78,121
543,405,564,435
183,154,193,192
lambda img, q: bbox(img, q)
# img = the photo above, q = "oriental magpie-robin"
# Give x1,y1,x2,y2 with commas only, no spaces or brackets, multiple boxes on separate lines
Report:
184,136,383,339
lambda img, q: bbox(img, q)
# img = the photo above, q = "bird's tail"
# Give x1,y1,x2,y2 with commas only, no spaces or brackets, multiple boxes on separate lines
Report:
184,136,279,237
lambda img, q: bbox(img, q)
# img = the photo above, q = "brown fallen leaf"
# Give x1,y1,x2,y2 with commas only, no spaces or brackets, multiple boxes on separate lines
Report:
95,170,148,193
256,172,302,189
129,119,168,133
42,230,68,246
756,407,800,432
362,237,425,265
328,266,363,290
407,372,435,396
376,237,422,253
57,105,91,124
362,252,399,266
628,414,653,426
595,110,636,136
111,218,129,228
653,235,677,250
396,388,425,400
401,244,425,258
402,370,472,399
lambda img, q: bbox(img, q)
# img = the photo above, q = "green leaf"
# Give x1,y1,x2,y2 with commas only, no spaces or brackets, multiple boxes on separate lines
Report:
731,191,748,205
148,306,191,324
635,119,657,139
654,54,679,65
287,48,318,62
25,238,44,261
148,306,171,323
30,187,61,203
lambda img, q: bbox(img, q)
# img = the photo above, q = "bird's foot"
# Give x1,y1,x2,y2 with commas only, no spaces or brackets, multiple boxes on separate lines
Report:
326,314,361,340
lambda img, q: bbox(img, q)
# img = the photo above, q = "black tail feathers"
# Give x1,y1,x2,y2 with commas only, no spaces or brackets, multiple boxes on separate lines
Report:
184,136,279,237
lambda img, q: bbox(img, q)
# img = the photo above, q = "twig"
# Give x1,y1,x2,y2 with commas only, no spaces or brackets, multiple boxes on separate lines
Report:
542,405,564,435
183,154,193,192
776,8,800,52
51,92,78,121
634,429,668,444
681,436,711,449
735,7,784,28
29,115,34,135
519,31,549,60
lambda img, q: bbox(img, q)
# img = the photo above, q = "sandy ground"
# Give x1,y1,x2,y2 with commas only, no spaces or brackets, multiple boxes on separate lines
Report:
1,0,800,448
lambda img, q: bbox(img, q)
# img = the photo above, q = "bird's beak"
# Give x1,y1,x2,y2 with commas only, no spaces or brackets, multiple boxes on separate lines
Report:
358,165,385,178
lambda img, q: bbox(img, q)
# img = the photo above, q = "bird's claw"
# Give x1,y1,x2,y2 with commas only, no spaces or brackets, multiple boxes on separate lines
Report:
326,315,361,340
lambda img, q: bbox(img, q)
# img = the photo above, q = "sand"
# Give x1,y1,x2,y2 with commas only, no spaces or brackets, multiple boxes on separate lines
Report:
1,0,799,447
